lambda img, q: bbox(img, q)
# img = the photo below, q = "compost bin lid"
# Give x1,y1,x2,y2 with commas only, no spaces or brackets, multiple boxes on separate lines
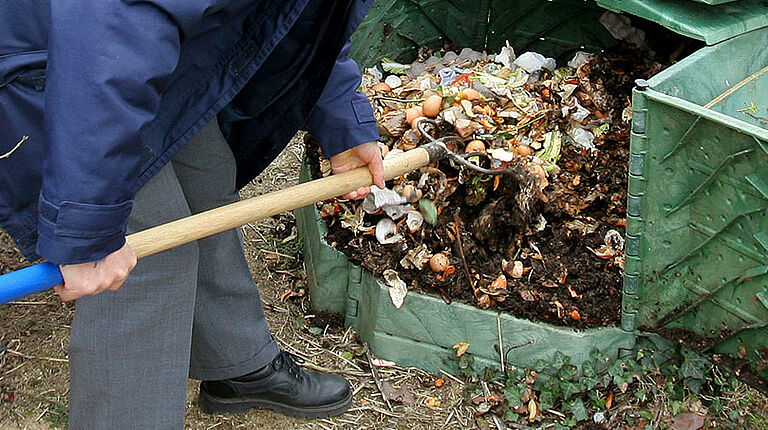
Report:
597,0,768,45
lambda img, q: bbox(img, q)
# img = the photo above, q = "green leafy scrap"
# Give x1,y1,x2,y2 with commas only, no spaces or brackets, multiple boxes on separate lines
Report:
380,57,411,75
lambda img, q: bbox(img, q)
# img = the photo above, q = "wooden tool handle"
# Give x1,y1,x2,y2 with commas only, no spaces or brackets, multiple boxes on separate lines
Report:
126,145,436,259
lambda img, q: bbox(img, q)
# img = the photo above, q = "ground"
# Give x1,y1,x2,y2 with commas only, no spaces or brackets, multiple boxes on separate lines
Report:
1,134,767,429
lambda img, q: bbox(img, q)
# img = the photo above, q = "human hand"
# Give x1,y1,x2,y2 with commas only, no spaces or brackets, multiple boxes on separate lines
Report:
54,242,137,302
329,141,385,200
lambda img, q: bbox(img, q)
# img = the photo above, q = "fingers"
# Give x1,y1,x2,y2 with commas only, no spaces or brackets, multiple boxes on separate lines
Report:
368,154,385,189
55,242,138,302
341,186,371,200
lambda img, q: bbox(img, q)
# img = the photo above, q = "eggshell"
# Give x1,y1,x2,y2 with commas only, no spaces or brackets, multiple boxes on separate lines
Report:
464,140,486,153
371,82,392,92
429,253,450,272
422,95,443,118
515,144,534,157
405,106,423,125
461,88,482,101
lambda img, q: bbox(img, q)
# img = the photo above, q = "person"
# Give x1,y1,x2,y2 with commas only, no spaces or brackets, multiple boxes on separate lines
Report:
0,0,384,427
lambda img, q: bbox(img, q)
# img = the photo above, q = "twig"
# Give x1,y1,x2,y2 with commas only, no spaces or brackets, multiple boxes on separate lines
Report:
492,415,508,430
546,408,566,418
347,406,404,418
444,409,456,427
3,363,25,375
705,64,768,109
439,369,465,385
35,408,49,422
6,349,68,363
259,249,297,260
301,361,369,378
365,346,392,410
0,136,28,160
452,213,476,293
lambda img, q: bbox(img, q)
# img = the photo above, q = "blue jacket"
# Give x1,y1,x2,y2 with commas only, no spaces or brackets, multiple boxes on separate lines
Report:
0,0,380,265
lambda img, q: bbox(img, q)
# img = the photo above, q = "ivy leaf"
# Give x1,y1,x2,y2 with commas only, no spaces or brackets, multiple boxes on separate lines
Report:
561,380,583,399
568,398,589,422
579,376,599,391
538,389,557,411
308,326,324,335
582,361,596,378
503,383,525,408
608,360,627,378
505,410,519,422
679,351,710,381
551,351,570,370
558,364,578,381
684,377,704,394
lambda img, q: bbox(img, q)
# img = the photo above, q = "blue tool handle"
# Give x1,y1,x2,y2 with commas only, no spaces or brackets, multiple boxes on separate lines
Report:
0,262,63,305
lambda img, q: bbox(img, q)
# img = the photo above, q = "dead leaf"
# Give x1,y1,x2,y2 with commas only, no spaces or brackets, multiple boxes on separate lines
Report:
527,398,538,422
371,358,397,368
279,288,306,303
476,293,492,309
738,343,748,359
381,381,415,405
519,290,537,302
378,111,408,137
453,342,471,357
605,391,614,409
669,413,705,430
425,396,442,408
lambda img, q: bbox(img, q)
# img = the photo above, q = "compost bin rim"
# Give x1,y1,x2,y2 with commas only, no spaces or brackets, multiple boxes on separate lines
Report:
639,88,768,143
596,0,768,45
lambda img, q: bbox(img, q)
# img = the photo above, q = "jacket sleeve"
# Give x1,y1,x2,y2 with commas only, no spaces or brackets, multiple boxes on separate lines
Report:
37,1,189,265
306,41,380,159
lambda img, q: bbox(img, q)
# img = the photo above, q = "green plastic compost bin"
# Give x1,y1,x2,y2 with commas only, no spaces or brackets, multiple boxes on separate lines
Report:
297,0,637,375
623,27,768,381
296,0,768,377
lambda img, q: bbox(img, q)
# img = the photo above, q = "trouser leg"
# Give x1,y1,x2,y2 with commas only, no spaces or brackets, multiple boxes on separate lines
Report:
68,163,199,429
170,120,279,381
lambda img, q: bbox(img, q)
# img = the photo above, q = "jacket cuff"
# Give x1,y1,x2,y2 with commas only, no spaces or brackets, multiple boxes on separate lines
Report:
315,97,380,158
317,121,381,159
36,196,133,265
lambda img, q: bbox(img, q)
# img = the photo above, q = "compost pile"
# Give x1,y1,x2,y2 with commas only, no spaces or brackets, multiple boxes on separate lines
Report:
314,45,663,328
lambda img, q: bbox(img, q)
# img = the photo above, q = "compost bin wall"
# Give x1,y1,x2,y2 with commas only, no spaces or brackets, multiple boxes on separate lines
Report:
295,0,642,374
296,165,635,374
623,27,768,381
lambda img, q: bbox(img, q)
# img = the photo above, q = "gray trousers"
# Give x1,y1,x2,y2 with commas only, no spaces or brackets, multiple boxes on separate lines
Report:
68,121,280,428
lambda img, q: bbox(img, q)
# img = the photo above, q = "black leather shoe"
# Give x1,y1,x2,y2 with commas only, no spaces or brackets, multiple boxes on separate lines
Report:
198,351,352,419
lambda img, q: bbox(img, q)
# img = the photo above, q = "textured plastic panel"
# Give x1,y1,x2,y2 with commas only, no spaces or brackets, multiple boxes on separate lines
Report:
597,0,768,45
349,0,617,68
625,28,768,379
690,0,742,4
296,164,634,374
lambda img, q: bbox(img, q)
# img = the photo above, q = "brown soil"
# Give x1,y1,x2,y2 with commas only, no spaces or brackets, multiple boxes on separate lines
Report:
323,47,665,328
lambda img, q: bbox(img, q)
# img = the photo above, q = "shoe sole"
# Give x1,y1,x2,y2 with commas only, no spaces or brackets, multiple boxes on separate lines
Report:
198,389,353,419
